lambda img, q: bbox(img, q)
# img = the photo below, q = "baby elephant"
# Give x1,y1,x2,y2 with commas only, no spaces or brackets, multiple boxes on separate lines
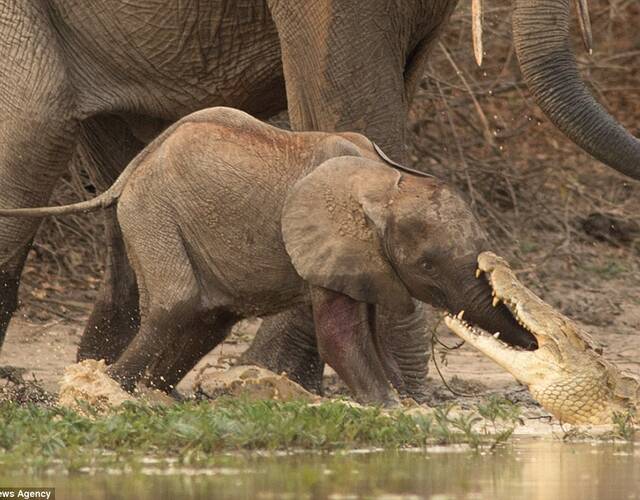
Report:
0,107,534,405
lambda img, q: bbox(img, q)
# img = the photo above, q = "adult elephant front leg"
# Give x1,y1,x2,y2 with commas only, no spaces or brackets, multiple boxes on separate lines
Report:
0,3,79,348
238,306,324,394
267,0,411,157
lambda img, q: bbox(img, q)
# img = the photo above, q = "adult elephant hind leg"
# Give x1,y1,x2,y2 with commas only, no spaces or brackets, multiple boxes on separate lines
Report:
78,205,141,363
75,116,145,363
238,306,324,395
0,2,80,347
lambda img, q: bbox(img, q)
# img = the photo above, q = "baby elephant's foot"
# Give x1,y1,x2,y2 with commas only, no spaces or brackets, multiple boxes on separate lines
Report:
357,388,401,408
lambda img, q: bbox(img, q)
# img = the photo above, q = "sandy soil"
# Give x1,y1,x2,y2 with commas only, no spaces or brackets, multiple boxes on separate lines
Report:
2,239,638,420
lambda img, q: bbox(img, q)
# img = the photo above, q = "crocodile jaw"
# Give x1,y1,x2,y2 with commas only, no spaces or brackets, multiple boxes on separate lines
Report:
444,315,541,386
445,314,616,425
443,251,636,426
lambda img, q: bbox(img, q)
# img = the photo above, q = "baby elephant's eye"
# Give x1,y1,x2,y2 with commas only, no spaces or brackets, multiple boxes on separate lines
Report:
420,258,436,273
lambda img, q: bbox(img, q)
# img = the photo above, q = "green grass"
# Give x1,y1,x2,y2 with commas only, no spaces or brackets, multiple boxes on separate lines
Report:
585,260,628,278
612,411,636,441
0,398,521,472
519,240,540,254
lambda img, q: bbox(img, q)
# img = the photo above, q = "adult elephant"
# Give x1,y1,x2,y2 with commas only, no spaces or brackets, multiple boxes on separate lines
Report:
0,1,637,398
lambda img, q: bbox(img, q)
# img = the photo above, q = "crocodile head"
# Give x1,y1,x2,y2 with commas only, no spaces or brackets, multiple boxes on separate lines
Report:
444,251,638,425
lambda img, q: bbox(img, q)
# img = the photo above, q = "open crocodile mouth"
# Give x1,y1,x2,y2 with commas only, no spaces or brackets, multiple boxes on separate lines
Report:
443,253,627,426
444,252,540,354
444,311,534,353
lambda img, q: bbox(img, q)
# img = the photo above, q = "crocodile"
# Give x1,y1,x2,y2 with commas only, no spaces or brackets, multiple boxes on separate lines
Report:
444,251,639,425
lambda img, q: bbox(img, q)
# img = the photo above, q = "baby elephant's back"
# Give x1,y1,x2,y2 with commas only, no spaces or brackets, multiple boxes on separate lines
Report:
162,107,321,230
137,108,323,308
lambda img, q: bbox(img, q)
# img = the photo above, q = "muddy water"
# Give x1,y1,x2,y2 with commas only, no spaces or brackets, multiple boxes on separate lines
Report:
2,439,639,499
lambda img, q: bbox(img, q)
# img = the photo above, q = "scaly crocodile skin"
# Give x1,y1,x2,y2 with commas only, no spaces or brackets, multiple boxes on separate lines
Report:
445,251,638,425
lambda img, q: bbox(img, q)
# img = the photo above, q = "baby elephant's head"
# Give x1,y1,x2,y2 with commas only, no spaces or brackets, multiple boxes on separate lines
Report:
282,157,536,349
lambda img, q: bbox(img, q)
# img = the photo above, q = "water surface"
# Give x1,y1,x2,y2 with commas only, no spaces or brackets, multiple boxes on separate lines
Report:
3,439,639,499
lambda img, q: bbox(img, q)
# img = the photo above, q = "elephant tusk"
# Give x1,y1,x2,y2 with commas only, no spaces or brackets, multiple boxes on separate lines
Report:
575,0,593,55
472,0,483,66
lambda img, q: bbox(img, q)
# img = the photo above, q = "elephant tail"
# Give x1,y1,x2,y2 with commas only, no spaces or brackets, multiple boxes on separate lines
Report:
0,188,120,218
0,187,121,218
0,141,151,216
0,114,198,219
0,134,164,218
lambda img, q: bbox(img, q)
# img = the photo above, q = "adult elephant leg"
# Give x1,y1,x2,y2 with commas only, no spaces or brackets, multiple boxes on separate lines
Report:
238,306,324,394
374,303,431,404
267,0,410,157
77,205,141,363
74,116,144,363
0,3,79,348
244,1,437,396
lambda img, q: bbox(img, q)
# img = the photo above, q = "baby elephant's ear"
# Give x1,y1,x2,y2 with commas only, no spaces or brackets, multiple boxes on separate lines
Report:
282,157,414,314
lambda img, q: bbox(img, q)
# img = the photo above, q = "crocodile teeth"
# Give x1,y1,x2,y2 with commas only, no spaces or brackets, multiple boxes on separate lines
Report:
493,332,501,338
457,310,465,319
492,296,500,307
475,268,482,278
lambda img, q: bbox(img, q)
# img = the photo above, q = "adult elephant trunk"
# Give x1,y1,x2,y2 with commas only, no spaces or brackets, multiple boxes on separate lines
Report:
513,0,640,180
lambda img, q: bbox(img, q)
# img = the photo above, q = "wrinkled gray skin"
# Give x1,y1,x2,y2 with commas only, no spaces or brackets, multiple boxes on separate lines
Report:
0,1,634,399
513,0,640,180
0,108,536,405
0,0,460,401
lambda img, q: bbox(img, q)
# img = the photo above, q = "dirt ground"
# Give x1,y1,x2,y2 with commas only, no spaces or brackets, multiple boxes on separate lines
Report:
1,172,639,420
2,239,638,416
0,0,639,422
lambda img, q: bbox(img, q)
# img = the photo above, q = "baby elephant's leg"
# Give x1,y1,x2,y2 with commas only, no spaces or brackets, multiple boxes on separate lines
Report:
374,303,431,404
106,222,203,390
109,309,202,391
310,287,399,407
142,311,239,393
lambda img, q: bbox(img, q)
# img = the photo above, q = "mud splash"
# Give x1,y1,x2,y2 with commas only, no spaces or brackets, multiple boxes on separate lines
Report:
57,360,317,412
0,365,55,406
58,359,134,412
195,364,318,402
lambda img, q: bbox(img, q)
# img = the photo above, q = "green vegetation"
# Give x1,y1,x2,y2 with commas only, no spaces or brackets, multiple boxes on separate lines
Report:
585,260,628,279
611,411,636,441
561,410,637,443
0,397,521,472
519,240,540,255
